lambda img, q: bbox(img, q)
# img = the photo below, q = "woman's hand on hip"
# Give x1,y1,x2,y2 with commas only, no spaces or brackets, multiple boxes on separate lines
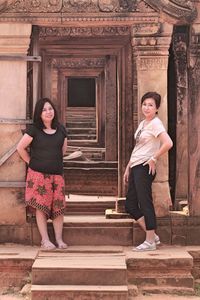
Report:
143,158,156,175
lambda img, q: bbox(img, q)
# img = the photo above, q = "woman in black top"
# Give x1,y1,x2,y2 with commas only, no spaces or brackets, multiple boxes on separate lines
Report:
17,98,67,250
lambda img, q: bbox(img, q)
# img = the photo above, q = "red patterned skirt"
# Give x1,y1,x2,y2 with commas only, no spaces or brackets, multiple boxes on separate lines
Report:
25,168,66,219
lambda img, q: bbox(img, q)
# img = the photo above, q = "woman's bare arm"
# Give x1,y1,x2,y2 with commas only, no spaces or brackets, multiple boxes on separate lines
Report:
16,133,33,164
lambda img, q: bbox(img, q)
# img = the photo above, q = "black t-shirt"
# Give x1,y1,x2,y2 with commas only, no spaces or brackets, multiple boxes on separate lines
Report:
26,124,67,175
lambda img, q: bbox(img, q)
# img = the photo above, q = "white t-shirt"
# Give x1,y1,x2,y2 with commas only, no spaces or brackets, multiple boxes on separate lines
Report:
130,117,166,168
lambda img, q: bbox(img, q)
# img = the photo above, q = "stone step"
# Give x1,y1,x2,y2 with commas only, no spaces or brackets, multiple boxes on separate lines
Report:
64,147,106,161
141,286,194,295
64,161,118,195
64,195,116,215
31,284,128,300
67,121,96,128
31,215,133,246
67,127,96,134
68,134,96,140
32,252,127,286
0,244,38,289
126,246,194,294
64,160,117,168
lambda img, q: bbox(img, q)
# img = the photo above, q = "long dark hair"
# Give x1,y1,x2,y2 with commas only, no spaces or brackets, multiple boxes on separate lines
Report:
33,98,59,129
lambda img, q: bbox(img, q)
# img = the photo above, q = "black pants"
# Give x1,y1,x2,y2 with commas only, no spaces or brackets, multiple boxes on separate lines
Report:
125,164,156,230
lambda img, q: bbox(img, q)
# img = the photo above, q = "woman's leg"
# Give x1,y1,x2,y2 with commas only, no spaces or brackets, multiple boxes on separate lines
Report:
137,216,160,244
52,214,67,249
125,168,143,221
132,165,157,250
36,209,56,249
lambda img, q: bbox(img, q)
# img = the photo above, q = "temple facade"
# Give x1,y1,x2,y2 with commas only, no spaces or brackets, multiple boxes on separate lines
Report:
0,0,200,244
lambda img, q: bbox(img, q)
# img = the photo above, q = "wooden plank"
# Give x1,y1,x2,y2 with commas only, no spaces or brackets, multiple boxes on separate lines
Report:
0,182,26,188
0,142,20,167
0,118,32,124
0,55,41,61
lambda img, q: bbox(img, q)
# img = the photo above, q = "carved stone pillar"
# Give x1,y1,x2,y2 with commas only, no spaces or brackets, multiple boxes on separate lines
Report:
132,23,173,217
0,24,32,237
172,29,189,208
188,27,200,216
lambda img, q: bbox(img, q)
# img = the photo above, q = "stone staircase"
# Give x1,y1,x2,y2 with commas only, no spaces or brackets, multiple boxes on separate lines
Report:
64,194,116,215
66,107,96,143
0,244,198,299
126,246,195,295
31,250,128,299
1,198,200,299
63,161,118,195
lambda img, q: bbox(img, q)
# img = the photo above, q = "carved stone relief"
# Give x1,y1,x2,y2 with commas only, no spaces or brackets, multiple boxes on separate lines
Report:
131,23,161,36
39,26,130,38
138,57,168,70
2,0,193,14
0,0,15,12
50,57,106,68
5,0,63,12
146,0,196,22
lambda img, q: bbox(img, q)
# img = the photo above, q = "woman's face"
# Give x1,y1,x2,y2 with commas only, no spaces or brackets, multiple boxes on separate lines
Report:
141,98,158,120
41,102,55,123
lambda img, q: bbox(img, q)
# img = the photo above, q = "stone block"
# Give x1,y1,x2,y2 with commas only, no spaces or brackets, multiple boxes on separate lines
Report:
31,285,128,300
187,217,200,245
32,252,127,285
170,212,188,245
0,124,25,181
152,181,171,217
0,224,32,244
0,187,26,225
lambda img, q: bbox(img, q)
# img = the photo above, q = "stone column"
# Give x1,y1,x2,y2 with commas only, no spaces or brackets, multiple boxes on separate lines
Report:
172,29,189,208
0,23,32,243
188,24,200,216
131,22,173,217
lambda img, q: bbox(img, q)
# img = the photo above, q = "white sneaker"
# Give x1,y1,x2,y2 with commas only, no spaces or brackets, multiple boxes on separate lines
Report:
133,240,156,251
155,235,161,245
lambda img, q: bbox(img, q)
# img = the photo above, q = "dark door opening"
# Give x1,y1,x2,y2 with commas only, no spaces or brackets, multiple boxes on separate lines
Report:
168,41,177,205
68,77,96,107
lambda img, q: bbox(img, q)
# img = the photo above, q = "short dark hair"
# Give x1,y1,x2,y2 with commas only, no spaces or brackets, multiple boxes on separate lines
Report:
33,98,59,129
141,92,161,109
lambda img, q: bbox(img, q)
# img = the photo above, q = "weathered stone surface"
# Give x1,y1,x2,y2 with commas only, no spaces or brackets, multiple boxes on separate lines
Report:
0,124,25,181
0,188,26,225
32,251,127,285
152,182,171,217
126,245,194,294
0,244,38,288
31,285,128,300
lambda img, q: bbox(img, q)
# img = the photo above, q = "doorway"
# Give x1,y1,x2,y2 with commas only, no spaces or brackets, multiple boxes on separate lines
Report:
28,25,133,196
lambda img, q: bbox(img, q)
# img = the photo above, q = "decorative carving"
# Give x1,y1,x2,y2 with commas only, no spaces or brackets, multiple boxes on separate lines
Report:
63,0,96,12
39,26,130,39
50,57,106,68
98,0,118,12
0,0,196,23
132,23,160,36
4,0,62,12
139,57,168,70
145,0,197,22
0,0,14,12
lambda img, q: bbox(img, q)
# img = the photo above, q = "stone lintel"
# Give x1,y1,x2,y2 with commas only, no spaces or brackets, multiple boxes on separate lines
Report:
0,23,31,54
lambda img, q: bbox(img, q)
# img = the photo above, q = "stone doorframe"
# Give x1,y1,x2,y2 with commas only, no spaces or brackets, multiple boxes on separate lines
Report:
0,0,198,241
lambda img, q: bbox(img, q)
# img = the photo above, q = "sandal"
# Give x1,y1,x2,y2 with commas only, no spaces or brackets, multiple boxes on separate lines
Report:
155,235,161,245
41,240,56,251
133,240,156,252
56,240,68,249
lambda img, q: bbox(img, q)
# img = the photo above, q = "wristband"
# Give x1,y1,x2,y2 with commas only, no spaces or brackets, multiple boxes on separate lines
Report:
151,156,157,163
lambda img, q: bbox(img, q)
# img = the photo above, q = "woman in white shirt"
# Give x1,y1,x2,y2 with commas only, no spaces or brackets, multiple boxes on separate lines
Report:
124,92,173,251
